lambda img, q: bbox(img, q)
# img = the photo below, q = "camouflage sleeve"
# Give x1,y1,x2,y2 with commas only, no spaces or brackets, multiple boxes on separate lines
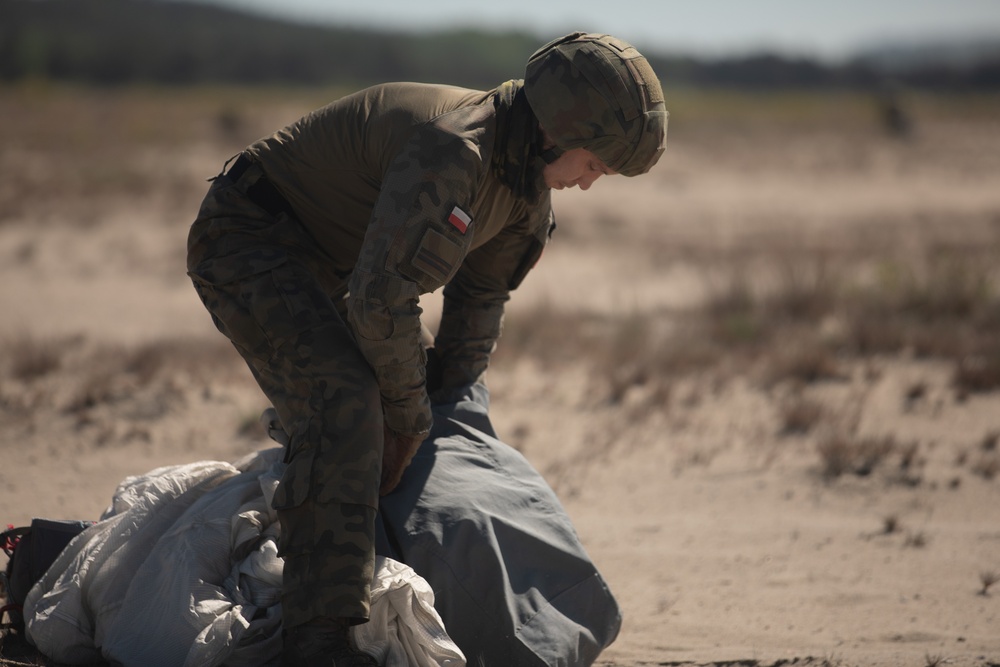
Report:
434,201,555,393
347,121,483,438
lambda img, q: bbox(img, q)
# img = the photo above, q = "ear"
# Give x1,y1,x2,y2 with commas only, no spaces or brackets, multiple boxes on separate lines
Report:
539,125,556,150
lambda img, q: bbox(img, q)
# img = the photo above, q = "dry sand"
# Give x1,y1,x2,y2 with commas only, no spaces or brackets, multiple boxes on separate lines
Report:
1,85,999,666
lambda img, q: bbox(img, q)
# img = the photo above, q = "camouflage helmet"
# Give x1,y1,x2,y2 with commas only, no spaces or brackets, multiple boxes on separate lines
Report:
524,32,667,177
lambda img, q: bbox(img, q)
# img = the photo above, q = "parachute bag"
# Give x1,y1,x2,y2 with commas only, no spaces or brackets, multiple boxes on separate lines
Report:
1,519,93,634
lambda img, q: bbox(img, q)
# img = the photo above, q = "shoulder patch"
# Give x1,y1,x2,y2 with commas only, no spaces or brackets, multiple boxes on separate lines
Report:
409,227,465,288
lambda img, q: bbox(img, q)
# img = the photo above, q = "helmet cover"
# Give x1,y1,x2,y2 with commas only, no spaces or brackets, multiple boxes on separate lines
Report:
524,32,668,176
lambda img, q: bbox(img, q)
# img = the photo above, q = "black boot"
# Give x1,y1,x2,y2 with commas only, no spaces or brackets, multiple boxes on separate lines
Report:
281,617,379,667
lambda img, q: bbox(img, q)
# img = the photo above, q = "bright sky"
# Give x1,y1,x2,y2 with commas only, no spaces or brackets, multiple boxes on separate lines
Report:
202,0,1000,61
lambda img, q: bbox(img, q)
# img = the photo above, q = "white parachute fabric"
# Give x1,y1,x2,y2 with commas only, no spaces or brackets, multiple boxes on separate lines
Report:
352,557,464,667
23,451,464,667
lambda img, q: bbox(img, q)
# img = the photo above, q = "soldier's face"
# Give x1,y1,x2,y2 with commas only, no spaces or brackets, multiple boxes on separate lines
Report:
543,148,616,192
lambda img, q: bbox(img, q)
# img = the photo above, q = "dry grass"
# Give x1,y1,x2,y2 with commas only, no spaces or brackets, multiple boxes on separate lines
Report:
0,335,244,426
904,531,930,549
980,570,1000,596
816,432,897,480
6,337,64,381
510,263,994,485
842,249,1000,395
922,652,948,667
964,430,1000,481
971,453,1000,481
765,340,843,386
779,397,826,436
982,431,1000,452
954,342,1000,397
502,242,999,413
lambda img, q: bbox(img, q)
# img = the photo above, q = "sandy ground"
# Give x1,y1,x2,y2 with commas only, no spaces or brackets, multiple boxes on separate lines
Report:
1,86,999,666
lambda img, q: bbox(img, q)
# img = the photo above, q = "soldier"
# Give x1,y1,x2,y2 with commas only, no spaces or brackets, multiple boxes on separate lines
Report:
187,32,667,667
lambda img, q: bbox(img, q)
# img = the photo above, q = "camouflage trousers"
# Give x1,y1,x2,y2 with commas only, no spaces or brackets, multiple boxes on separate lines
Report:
187,158,381,628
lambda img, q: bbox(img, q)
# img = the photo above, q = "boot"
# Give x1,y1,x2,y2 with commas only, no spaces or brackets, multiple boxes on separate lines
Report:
281,616,379,667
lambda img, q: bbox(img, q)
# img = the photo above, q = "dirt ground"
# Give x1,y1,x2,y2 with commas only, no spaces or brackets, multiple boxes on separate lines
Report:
1,85,999,667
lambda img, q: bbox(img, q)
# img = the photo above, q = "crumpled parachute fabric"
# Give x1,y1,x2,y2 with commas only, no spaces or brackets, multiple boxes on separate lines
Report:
23,450,465,667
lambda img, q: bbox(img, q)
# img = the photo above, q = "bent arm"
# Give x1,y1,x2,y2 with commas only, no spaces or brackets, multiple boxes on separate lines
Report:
347,125,483,438
435,204,554,393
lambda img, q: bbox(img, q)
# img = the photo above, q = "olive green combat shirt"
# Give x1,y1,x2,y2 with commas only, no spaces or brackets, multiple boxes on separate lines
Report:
246,82,554,441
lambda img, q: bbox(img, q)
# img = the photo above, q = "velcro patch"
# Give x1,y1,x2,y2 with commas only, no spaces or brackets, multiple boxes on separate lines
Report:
410,227,464,286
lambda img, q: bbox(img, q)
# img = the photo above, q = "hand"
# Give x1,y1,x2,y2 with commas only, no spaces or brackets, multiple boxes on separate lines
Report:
380,425,425,496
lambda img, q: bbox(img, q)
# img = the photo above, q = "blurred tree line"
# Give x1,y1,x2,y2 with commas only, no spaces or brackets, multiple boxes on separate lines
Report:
2,0,998,90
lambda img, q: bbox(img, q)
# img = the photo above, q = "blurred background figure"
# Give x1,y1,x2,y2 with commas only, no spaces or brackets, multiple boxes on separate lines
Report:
876,81,914,139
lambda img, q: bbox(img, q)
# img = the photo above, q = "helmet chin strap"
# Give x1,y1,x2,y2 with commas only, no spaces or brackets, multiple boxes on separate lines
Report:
538,128,563,164
540,146,563,164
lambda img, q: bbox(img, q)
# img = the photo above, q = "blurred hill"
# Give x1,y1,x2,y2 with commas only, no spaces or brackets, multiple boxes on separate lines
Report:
2,0,999,90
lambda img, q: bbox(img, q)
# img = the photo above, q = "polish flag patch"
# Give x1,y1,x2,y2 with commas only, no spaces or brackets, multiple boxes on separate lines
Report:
447,206,472,234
